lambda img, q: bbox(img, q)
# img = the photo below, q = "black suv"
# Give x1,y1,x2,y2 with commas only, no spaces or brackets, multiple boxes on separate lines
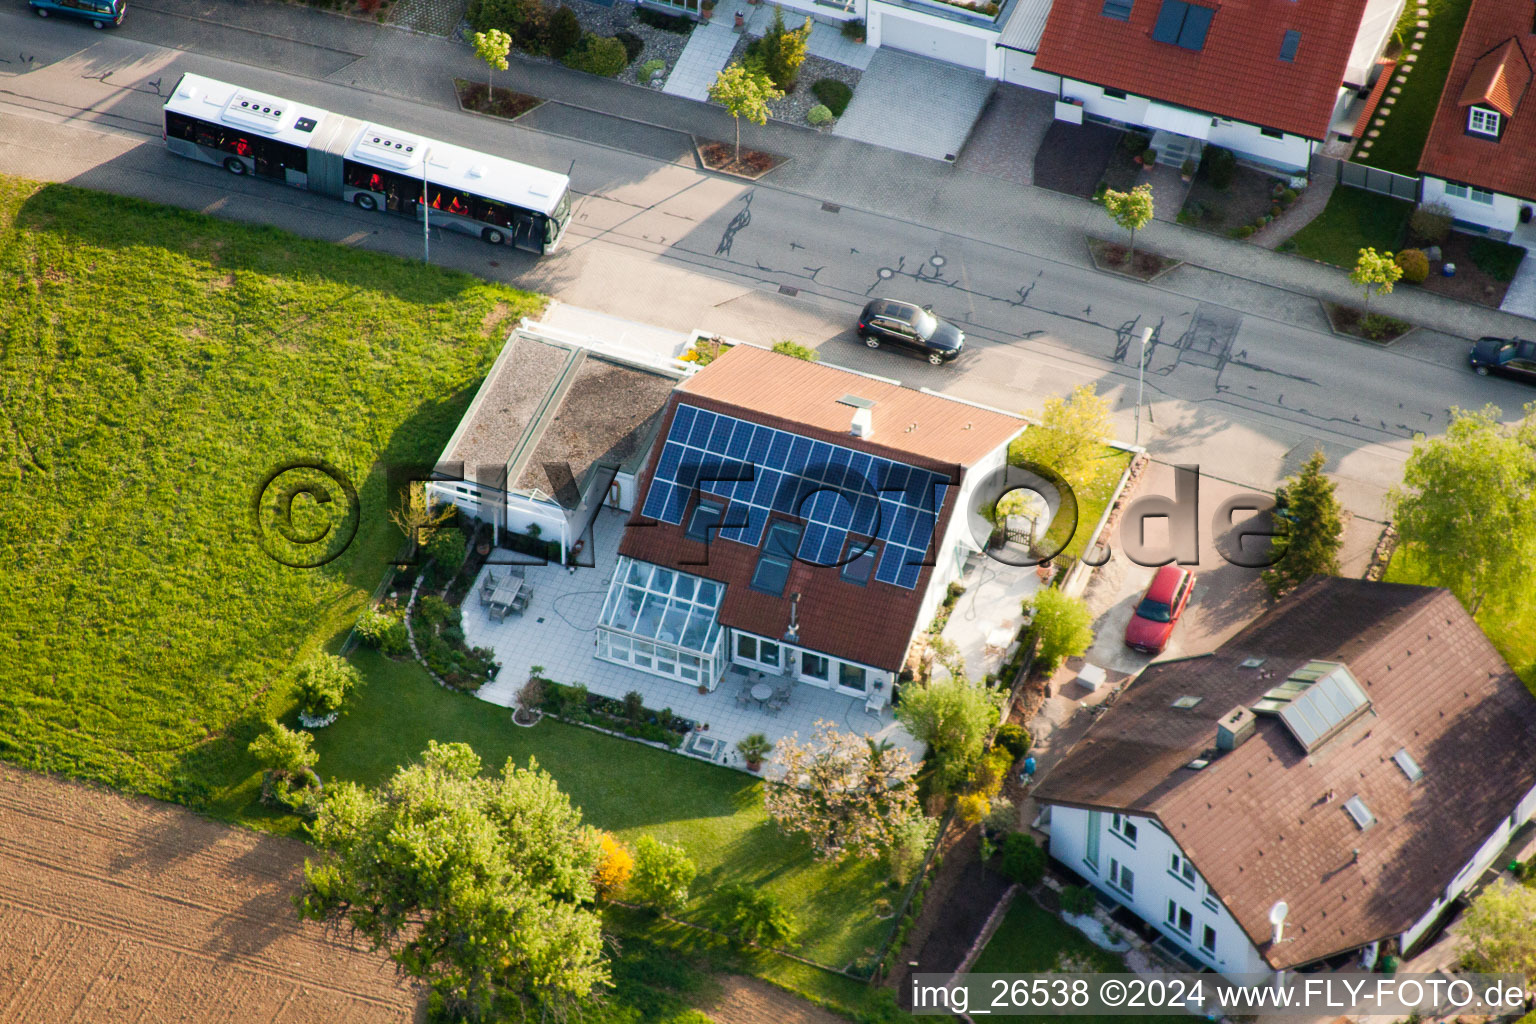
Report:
1469,336,1536,384
856,299,964,365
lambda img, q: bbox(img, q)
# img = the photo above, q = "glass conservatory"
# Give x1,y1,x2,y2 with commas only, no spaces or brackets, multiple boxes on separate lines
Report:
596,557,727,688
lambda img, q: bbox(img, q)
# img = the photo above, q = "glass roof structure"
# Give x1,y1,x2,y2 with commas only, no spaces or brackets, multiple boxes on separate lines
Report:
640,404,948,590
1251,660,1372,752
599,557,724,653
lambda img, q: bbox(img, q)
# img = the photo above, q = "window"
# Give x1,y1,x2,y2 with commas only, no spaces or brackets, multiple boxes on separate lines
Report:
801,653,829,681
751,521,801,596
1201,882,1220,912
1393,747,1423,783
686,500,725,543
1260,127,1285,139
1201,925,1217,954
1344,796,1376,830
1471,186,1496,205
1101,0,1133,19
1110,813,1138,846
1168,851,1197,887
1109,858,1134,895
1151,0,1214,50
1279,30,1300,62
841,541,877,585
839,662,867,692
737,635,781,668
1165,900,1193,936
1103,88,1128,100
1468,106,1502,137
1085,810,1102,871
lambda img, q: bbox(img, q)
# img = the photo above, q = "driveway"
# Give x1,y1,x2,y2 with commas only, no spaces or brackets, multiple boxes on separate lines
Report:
956,84,1056,186
1033,120,1120,198
832,49,994,161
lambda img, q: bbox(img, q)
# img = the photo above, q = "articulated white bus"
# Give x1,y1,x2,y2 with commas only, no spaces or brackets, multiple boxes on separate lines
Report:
162,73,573,254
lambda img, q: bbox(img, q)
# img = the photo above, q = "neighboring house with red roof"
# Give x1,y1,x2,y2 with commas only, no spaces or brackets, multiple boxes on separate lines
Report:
1032,0,1404,171
1032,578,1536,977
1418,0,1536,232
598,344,1025,697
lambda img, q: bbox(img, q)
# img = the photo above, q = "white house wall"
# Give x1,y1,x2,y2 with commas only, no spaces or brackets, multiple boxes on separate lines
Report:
1421,176,1522,233
999,48,1061,92
1047,806,1271,978
1345,0,1407,87
868,1,1002,75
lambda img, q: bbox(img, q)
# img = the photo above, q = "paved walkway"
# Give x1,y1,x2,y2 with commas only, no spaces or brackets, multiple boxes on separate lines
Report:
1253,163,1337,250
1144,164,1191,223
662,4,761,101
1500,219,1536,318
832,48,993,161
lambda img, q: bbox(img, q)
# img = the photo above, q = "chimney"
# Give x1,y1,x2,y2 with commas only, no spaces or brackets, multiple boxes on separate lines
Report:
851,407,874,438
1217,706,1257,750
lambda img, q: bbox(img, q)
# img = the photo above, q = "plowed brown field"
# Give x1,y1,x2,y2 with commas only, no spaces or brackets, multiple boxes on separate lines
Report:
0,764,420,1023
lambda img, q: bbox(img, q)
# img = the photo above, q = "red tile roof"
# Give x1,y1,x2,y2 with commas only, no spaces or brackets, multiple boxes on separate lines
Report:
1352,59,1396,139
1034,0,1370,140
620,349,1024,671
1034,578,1536,969
1419,0,1536,201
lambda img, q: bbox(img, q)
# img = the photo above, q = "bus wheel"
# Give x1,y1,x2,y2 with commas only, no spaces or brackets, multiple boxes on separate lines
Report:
223,157,247,176
354,193,378,211
481,228,506,245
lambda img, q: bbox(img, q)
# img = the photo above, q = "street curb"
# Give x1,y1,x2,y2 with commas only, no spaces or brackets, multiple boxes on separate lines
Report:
1086,238,1183,284
692,138,789,181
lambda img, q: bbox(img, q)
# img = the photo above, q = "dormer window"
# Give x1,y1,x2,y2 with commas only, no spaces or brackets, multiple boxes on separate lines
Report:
1468,106,1502,138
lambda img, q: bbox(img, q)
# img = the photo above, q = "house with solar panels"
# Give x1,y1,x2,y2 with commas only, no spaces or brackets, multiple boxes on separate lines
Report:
596,343,1026,698
1031,577,1536,978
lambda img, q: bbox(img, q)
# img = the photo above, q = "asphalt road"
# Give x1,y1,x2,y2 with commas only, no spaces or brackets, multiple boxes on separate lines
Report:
4,8,1533,529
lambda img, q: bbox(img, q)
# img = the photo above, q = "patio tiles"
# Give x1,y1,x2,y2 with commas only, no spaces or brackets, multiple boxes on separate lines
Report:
804,21,874,70
937,554,1043,681
661,15,745,102
466,508,921,773
832,49,993,161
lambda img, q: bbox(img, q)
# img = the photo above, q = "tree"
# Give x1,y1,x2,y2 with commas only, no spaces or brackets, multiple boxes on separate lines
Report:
630,836,696,912
1388,404,1536,616
1350,247,1403,313
297,743,608,1022
1024,588,1094,674
249,721,318,778
1102,184,1154,261
756,9,813,91
390,481,452,560
472,29,511,98
895,677,1003,791
592,832,633,901
999,832,1046,885
712,884,795,948
885,812,938,886
1459,880,1536,980
546,5,581,59
1262,449,1344,599
425,525,466,580
292,652,362,718
763,720,920,860
1017,383,1114,484
708,63,781,165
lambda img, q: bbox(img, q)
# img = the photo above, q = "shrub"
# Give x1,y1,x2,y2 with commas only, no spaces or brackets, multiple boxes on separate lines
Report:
1202,145,1236,189
640,58,665,83
806,104,834,127
1024,588,1094,674
506,0,550,53
983,796,1016,835
424,525,465,581
1471,238,1525,282
545,4,581,58
1141,148,1157,165
1394,247,1429,284
292,653,362,718
955,792,990,826
614,29,644,64
1357,313,1409,341
356,606,408,656
1120,130,1150,154
811,78,852,116
1279,188,1299,205
841,17,865,38
635,6,692,31
622,689,645,723
886,813,938,886
631,836,698,911
1061,885,1097,916
562,33,628,77
994,723,1031,759
1000,832,1046,885
592,832,634,900
757,9,812,92
1234,224,1255,238
467,0,523,32
1409,202,1453,245
713,883,795,948
771,338,819,360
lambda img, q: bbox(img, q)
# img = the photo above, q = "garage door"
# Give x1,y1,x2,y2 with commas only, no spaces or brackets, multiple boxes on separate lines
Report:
880,15,988,70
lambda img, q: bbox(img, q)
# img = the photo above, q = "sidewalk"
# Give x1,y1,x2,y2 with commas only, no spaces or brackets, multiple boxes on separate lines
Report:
119,0,1536,338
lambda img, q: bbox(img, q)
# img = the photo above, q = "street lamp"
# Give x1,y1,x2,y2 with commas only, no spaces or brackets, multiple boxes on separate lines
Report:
1134,325,1152,446
421,146,431,264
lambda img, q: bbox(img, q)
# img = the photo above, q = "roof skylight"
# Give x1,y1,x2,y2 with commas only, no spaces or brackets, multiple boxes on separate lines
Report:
1344,796,1375,830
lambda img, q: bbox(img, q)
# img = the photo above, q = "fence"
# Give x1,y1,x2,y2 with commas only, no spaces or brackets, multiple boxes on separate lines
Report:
1322,155,1421,202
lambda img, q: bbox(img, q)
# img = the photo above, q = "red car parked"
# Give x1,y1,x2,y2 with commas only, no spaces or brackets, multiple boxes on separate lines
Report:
1123,565,1195,655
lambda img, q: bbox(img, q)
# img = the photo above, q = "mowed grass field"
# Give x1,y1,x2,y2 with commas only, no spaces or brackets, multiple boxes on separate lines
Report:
0,177,542,803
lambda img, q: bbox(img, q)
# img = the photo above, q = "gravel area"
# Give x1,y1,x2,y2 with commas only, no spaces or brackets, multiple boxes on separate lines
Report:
720,38,862,128
474,0,694,89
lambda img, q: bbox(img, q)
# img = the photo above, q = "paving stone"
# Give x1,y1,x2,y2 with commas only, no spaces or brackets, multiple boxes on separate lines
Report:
1411,41,1422,49
1367,129,1380,137
1389,86,1401,94
1414,30,1425,38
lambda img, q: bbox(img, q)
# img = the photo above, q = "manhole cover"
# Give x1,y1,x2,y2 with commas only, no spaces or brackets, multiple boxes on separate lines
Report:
877,268,894,279
930,255,946,268
821,201,840,213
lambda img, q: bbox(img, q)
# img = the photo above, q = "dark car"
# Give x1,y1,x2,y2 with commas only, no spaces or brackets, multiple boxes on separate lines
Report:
856,299,964,365
1124,564,1195,655
30,0,125,27
1469,336,1536,383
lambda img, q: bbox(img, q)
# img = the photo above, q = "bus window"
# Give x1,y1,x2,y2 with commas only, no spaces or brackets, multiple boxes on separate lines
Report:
475,198,514,228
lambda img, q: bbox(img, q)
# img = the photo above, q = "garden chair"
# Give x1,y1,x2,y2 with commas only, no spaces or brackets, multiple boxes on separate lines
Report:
765,698,784,716
772,683,792,702
511,588,530,614
736,685,753,706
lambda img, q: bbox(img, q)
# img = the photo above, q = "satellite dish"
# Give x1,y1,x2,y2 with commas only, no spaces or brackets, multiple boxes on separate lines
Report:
1268,902,1289,925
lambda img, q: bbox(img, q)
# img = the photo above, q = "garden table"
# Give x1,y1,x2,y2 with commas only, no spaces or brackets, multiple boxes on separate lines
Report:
750,683,773,703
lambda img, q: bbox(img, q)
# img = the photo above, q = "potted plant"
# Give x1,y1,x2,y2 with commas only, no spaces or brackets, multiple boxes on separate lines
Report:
1142,147,1157,167
1180,157,1196,183
698,682,709,694
737,733,774,771
701,0,714,21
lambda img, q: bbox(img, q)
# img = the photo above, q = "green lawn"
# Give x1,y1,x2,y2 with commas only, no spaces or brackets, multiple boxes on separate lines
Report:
310,649,901,978
1385,547,1536,690
1286,188,1413,268
1007,442,1135,565
1362,0,1475,176
0,177,542,804
971,893,1184,1024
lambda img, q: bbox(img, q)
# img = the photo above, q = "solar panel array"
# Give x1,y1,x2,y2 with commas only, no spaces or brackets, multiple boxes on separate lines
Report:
1278,662,1371,751
640,404,949,590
